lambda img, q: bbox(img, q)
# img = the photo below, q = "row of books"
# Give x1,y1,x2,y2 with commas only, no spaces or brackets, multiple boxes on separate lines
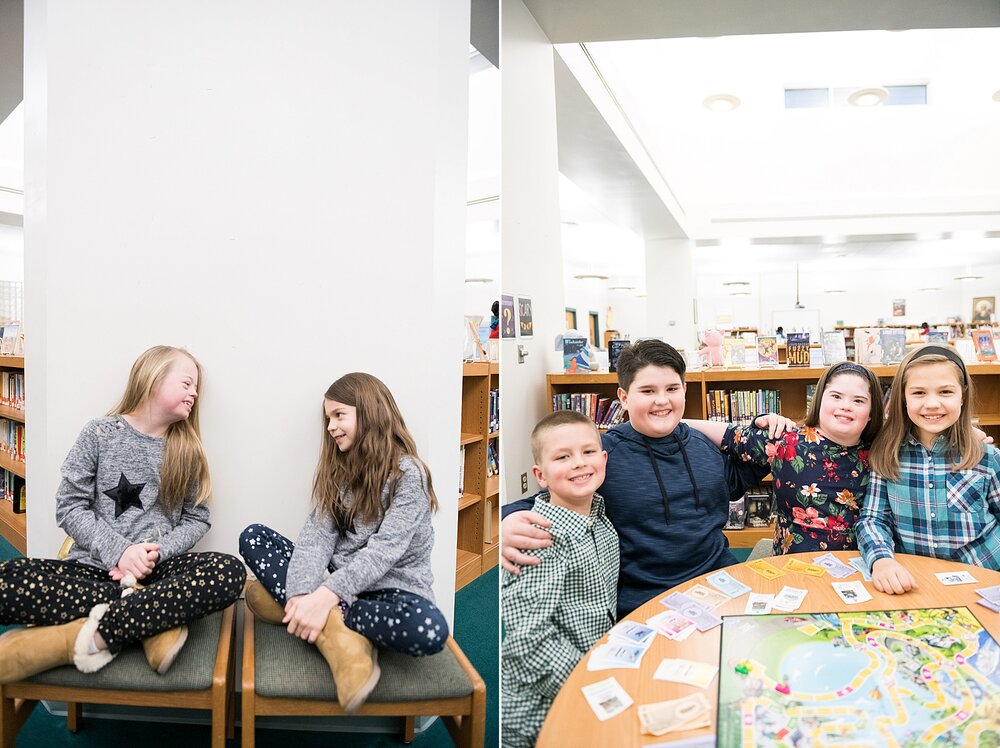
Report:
705,389,781,426
1,370,23,410
551,393,627,429
488,388,499,433
0,419,24,462
725,490,775,530
2,468,25,513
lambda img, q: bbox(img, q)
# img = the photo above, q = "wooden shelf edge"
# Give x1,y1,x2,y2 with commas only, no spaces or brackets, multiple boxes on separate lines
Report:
724,524,774,548
458,493,482,511
0,500,26,554
0,405,24,423
0,356,24,369
0,452,25,479
460,432,483,446
455,548,483,590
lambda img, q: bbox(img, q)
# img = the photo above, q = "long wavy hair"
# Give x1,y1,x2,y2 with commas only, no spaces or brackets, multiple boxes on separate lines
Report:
803,362,884,446
108,346,211,510
870,347,981,480
313,372,437,529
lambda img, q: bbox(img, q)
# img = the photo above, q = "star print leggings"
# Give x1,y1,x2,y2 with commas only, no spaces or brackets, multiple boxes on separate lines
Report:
239,524,448,657
0,552,246,653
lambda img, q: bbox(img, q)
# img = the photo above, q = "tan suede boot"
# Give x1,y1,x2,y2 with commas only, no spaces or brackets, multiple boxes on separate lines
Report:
142,625,189,674
245,580,286,625
0,603,115,682
314,608,380,713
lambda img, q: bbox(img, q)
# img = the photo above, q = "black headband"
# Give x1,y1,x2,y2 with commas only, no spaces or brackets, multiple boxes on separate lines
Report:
910,344,968,383
829,362,872,378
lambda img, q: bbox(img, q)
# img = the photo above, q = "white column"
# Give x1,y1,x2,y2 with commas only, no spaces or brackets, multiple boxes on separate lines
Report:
645,238,697,350
500,0,564,503
25,0,468,622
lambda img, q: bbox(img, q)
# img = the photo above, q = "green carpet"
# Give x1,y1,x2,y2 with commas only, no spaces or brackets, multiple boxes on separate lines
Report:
0,535,498,747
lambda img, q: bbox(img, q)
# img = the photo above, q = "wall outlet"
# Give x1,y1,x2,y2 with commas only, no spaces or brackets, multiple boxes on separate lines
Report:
521,472,528,493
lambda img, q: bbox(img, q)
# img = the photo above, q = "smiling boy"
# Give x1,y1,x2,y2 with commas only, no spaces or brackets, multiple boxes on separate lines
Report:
501,410,618,748
503,340,768,617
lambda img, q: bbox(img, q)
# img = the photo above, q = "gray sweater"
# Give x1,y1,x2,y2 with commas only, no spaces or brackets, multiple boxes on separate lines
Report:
285,456,436,603
55,416,211,570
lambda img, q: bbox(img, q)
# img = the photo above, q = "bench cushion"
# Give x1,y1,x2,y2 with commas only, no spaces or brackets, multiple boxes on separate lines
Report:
254,619,473,701
24,610,224,692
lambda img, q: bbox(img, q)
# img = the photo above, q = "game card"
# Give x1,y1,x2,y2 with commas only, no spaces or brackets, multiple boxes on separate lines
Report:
833,581,872,604
847,556,873,582
646,610,697,641
587,643,647,671
783,558,827,576
771,586,808,612
706,570,752,598
653,658,719,688
638,693,711,736
686,584,731,609
976,586,1000,605
744,593,774,615
813,553,856,579
747,559,784,580
581,677,633,721
936,571,978,586
608,620,657,648
978,598,1000,613
661,592,723,631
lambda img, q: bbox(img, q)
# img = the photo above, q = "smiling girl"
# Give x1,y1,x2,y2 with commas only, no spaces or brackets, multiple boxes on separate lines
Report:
687,362,885,554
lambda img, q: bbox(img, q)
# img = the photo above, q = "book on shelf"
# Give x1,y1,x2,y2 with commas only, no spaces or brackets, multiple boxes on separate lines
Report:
926,330,949,344
745,490,774,529
880,329,906,364
705,389,781,426
1,370,24,410
805,384,817,414
484,500,493,543
487,440,499,477
972,329,998,362
458,446,465,498
954,338,979,365
786,332,810,367
0,418,24,462
488,388,499,432
756,336,778,367
608,339,630,373
552,392,625,429
854,328,883,364
724,338,747,368
562,337,589,373
724,495,745,530
0,321,19,356
3,469,25,514
821,331,847,365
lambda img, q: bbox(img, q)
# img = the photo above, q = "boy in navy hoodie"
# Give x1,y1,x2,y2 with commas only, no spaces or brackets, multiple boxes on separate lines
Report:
502,339,768,618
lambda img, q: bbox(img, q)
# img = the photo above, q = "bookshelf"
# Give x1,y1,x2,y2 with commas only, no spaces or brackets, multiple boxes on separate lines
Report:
548,363,1000,546
456,361,500,590
0,354,25,554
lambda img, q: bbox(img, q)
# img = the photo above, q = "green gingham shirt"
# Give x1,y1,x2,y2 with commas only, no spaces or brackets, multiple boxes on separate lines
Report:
501,492,619,748
857,435,1000,571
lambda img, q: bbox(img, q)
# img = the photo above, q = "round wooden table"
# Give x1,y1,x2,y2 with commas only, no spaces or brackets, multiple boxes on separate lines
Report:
536,551,1000,747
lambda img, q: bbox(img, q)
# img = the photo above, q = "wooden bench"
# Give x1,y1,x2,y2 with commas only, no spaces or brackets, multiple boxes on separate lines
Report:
0,605,236,748
241,606,486,747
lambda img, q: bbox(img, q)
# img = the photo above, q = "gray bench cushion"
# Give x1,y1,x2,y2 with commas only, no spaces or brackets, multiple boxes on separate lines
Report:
24,610,224,692
254,619,473,702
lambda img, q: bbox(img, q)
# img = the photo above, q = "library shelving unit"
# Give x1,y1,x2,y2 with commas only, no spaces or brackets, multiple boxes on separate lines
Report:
0,354,25,554
456,361,500,590
548,362,1000,546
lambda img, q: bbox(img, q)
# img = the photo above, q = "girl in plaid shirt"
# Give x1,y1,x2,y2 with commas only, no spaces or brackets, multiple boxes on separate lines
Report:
858,345,1000,593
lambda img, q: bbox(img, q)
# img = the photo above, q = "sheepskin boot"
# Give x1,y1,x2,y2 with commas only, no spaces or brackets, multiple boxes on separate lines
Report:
314,608,381,713
142,625,189,674
245,580,286,625
0,603,116,682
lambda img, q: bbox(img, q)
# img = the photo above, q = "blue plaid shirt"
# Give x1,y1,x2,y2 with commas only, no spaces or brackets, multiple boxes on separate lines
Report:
857,435,1000,571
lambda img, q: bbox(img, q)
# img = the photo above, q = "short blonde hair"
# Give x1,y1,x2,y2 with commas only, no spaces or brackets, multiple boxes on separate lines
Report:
531,410,600,463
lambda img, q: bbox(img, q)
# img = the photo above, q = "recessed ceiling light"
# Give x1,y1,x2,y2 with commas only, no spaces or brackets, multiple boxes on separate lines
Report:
919,287,941,292
573,273,609,281
847,87,888,107
824,289,846,294
702,94,741,112
464,277,494,285
729,291,752,296
608,285,636,291
820,234,846,246
722,281,750,286
954,275,984,281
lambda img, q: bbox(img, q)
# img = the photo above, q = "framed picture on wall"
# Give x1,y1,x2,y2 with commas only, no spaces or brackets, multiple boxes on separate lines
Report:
973,296,996,324
500,294,516,339
516,295,533,338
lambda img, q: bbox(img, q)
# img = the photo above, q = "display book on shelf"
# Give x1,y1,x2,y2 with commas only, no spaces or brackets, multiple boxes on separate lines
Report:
0,354,25,554
548,361,1000,547
456,361,499,589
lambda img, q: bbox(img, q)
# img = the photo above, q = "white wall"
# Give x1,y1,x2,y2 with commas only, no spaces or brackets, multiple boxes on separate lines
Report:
500,0,566,502
0,225,22,282
25,1,468,622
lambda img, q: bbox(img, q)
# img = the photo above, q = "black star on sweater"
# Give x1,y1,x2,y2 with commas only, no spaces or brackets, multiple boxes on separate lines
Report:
103,473,146,518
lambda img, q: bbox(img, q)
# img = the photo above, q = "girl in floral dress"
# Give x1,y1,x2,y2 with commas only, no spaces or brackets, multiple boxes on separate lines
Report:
687,362,884,554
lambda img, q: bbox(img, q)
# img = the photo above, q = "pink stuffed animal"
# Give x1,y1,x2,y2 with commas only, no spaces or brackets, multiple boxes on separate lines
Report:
702,329,725,367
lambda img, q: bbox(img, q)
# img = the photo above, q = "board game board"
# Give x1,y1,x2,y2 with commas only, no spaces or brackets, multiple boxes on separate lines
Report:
717,608,1000,747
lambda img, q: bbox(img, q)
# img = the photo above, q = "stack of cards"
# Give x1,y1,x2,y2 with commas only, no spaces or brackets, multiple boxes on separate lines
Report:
588,621,657,671
936,571,978,586
638,694,711,736
976,586,1000,612
581,677,633,722
647,609,697,641
832,581,872,604
706,570,752,599
813,553,856,578
653,658,719,688
847,557,872,581
608,620,657,648
771,586,808,612
660,591,723,632
783,558,826,576
685,584,732,609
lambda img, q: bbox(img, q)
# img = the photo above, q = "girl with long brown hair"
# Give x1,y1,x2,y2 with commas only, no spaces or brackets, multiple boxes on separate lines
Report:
857,345,1000,593
0,346,246,682
239,372,445,713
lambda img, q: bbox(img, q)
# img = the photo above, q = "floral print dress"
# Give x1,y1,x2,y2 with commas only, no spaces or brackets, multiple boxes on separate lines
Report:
722,425,871,555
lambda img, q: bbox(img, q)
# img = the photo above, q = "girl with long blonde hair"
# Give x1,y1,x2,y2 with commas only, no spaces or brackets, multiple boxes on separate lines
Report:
239,372,445,713
0,346,246,682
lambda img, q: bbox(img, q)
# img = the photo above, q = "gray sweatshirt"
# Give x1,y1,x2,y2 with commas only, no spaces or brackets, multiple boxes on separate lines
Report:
55,416,211,570
284,456,436,603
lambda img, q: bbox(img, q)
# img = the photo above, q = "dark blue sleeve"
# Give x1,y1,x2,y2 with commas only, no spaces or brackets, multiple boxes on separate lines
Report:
724,449,770,500
501,497,535,519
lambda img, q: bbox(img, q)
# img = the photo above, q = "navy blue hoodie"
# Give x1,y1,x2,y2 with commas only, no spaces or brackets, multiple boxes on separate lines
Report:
506,421,768,618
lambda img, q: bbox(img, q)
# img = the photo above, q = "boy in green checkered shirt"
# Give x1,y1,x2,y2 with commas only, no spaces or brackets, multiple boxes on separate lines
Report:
501,410,619,748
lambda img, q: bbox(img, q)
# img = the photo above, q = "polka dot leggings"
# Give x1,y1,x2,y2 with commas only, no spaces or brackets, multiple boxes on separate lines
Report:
239,523,448,656
0,552,246,653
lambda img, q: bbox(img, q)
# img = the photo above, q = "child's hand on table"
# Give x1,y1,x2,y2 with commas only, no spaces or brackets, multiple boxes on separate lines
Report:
501,511,553,574
871,557,918,595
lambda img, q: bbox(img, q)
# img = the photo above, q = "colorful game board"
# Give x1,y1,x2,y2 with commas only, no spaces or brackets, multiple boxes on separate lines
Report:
717,608,1000,747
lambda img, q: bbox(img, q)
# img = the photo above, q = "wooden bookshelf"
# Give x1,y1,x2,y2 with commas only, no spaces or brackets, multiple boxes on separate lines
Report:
0,355,25,553
457,361,500,589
